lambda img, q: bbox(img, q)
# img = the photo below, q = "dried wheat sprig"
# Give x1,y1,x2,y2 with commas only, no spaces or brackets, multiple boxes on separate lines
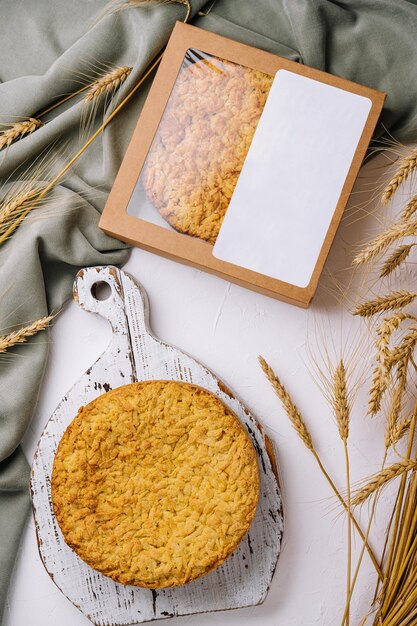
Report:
0,53,164,248
368,315,406,415
259,355,383,579
0,315,54,353
387,327,417,365
84,66,132,101
259,355,313,450
382,148,417,204
0,118,43,150
0,185,47,235
380,245,414,278
389,416,412,447
353,220,417,266
401,194,417,222
384,354,410,448
352,460,416,507
331,360,352,625
353,291,417,318
332,360,350,441
97,0,191,23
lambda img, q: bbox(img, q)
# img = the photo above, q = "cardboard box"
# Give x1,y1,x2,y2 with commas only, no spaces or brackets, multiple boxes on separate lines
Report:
100,22,385,307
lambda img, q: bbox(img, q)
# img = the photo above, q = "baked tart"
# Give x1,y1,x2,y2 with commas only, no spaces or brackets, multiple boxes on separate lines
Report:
51,380,259,588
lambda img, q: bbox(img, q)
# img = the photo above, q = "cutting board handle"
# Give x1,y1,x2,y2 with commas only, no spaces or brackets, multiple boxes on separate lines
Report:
73,266,129,334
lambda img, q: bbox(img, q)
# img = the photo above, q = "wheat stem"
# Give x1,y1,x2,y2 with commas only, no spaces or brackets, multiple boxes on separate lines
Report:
382,471,417,616
341,451,388,626
0,315,54,353
343,441,352,626
380,407,417,611
382,148,417,204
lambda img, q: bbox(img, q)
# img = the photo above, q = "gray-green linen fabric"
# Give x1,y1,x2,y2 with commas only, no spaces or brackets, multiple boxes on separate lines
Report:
1,0,416,621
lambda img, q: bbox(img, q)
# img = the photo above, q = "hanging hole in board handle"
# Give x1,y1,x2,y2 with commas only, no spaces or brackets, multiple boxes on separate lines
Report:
91,281,112,301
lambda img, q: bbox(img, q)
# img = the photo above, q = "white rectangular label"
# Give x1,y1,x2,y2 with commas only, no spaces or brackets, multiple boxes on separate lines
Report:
213,69,372,288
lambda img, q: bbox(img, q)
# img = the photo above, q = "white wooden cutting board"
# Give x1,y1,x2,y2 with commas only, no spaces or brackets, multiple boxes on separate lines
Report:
30,266,283,626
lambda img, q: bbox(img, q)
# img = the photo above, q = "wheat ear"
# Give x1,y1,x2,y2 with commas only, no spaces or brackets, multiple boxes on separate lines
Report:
388,416,412,447
98,0,191,22
259,355,383,579
352,460,416,507
382,148,417,204
401,194,417,222
368,315,405,415
387,326,417,364
380,244,414,278
0,315,54,353
353,291,417,318
384,354,409,448
85,66,132,101
259,356,313,450
0,185,46,234
353,220,417,266
332,360,350,441
0,118,43,150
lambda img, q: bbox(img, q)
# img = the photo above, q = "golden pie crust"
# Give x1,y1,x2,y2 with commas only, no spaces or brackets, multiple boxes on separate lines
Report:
51,380,259,588
141,54,273,244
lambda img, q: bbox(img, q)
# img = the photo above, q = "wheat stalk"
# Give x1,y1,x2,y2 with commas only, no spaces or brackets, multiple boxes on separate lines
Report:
0,185,46,235
353,291,417,318
382,148,417,204
354,220,417,266
0,118,43,150
0,315,54,353
331,359,352,625
401,194,417,222
85,66,132,101
259,355,383,579
380,245,414,278
352,460,416,507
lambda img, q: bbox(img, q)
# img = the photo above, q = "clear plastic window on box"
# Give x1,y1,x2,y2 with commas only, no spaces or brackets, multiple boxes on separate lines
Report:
127,48,273,245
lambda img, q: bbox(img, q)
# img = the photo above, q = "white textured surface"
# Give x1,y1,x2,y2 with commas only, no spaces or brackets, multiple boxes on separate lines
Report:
5,152,414,625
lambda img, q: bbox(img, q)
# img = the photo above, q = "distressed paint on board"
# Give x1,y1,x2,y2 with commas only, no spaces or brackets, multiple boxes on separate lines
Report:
30,266,283,626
